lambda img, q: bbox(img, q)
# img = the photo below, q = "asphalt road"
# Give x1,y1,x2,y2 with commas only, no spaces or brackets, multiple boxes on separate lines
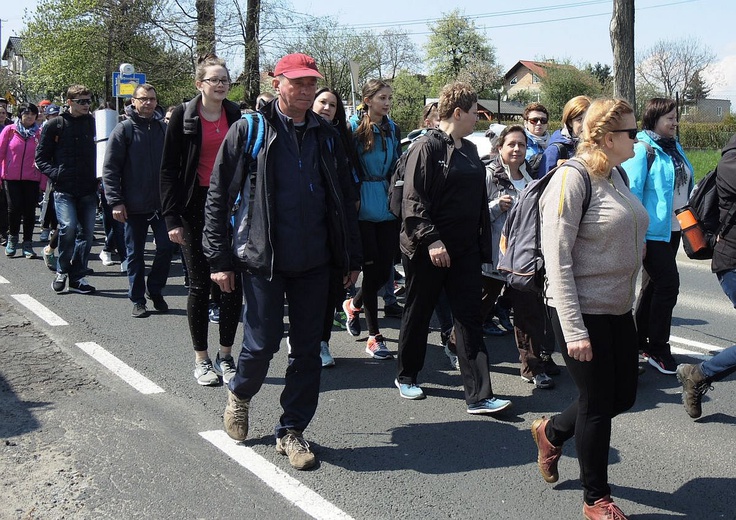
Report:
1,226,735,520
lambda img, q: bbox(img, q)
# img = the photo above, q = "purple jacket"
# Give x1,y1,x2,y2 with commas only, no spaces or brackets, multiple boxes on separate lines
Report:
0,123,46,189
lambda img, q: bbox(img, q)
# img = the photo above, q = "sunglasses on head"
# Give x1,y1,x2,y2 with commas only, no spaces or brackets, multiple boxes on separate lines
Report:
527,117,548,125
72,98,92,105
611,128,638,140
423,101,438,120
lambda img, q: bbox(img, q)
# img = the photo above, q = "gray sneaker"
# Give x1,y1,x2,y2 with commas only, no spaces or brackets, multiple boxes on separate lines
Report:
223,389,250,441
276,430,316,470
320,341,335,368
194,358,219,386
214,353,237,384
444,345,459,370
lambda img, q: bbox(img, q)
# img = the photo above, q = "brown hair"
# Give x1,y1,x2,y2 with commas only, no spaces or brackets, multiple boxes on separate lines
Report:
66,84,91,100
577,98,635,176
495,124,526,151
354,79,392,153
421,101,439,127
523,102,549,120
437,82,477,120
642,97,677,131
195,54,229,82
134,83,157,97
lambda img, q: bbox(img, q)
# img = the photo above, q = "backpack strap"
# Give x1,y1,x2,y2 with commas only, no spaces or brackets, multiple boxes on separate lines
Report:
559,158,592,217
641,141,656,172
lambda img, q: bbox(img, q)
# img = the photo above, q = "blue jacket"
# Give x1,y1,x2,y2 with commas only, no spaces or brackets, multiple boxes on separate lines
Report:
539,128,575,177
349,115,400,181
621,131,694,242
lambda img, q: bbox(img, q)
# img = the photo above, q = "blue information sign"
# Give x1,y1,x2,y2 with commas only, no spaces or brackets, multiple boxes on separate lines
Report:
112,72,147,98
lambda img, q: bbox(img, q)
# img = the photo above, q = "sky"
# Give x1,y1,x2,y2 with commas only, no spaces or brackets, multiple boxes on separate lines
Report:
3,0,736,107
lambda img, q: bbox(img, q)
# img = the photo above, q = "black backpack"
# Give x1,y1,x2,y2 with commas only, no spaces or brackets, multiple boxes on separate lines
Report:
677,167,736,260
388,131,453,219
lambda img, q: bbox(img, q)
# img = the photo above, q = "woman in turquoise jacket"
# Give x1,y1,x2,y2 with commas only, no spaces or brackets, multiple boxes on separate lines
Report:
342,79,401,361
621,97,694,375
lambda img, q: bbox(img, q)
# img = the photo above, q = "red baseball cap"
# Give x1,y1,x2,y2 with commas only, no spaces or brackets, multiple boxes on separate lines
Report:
39,99,51,107
270,53,323,79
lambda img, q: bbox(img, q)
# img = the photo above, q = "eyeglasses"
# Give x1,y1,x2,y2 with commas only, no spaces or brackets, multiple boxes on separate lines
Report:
72,98,92,105
527,117,548,125
133,97,157,103
201,78,230,86
611,128,639,140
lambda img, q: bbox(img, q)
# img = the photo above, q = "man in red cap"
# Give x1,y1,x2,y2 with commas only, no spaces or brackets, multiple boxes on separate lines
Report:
204,53,362,470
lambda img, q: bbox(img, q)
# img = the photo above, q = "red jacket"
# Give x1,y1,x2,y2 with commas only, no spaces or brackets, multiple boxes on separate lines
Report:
0,123,46,190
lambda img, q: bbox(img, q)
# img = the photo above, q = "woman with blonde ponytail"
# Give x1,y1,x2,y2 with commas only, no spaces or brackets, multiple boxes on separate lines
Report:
342,79,401,360
531,98,649,520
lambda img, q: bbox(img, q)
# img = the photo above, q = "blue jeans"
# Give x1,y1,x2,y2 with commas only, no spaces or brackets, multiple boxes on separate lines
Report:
700,269,736,380
230,265,329,438
54,191,97,283
379,267,397,306
124,212,174,304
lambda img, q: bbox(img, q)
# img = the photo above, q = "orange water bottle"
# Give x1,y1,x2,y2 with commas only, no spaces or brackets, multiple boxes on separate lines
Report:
675,206,708,255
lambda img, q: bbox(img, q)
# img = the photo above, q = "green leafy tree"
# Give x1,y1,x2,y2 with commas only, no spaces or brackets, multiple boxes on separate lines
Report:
390,71,430,132
425,10,500,94
22,0,193,106
540,64,602,119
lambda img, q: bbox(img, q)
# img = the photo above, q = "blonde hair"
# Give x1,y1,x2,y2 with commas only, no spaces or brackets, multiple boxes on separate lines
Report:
355,79,392,152
577,98,634,176
561,95,592,132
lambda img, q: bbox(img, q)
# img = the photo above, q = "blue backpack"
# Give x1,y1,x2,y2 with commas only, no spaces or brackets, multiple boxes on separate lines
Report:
230,112,265,230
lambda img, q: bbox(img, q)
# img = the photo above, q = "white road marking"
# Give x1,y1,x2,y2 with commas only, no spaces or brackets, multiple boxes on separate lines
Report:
11,294,68,326
0,274,9,284
670,335,726,353
75,342,165,394
200,430,355,520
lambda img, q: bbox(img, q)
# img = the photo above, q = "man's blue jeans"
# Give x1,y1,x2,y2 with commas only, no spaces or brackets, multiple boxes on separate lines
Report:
54,191,97,283
124,212,174,304
700,269,736,380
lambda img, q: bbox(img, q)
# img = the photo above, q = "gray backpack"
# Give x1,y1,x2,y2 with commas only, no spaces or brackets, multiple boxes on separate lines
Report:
496,159,591,293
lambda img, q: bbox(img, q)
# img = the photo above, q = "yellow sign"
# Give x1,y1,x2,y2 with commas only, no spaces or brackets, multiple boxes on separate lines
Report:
4,91,16,105
119,83,137,96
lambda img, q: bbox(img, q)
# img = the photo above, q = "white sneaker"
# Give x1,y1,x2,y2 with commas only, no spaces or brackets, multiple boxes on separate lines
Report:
99,250,114,266
320,341,335,368
120,258,129,273
444,345,459,370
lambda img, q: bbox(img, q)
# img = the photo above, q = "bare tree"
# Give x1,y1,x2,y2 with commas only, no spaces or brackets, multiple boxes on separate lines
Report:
610,0,635,106
636,37,716,99
379,30,420,80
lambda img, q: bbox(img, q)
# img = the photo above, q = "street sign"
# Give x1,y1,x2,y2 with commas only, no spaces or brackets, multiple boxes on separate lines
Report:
112,72,147,98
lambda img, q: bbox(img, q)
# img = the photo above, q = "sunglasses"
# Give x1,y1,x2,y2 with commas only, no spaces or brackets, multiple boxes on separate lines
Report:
72,98,92,105
527,117,548,125
612,128,638,140
423,101,438,120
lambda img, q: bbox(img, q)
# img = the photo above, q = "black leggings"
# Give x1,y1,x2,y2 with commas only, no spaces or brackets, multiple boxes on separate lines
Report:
4,180,39,242
546,308,638,505
353,219,399,335
180,187,242,352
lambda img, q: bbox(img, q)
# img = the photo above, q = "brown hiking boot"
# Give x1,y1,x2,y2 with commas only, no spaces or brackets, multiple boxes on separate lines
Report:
531,417,562,483
583,495,628,520
276,430,316,470
676,363,712,419
223,390,250,441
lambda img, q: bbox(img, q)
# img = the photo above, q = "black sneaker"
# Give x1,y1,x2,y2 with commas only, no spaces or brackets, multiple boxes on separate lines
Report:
131,302,149,318
147,292,169,313
383,302,403,319
52,272,68,293
540,353,561,376
68,277,96,294
647,352,677,375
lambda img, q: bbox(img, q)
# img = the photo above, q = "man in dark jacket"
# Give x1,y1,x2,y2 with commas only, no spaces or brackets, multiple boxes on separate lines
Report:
677,134,736,418
102,83,173,318
35,84,97,294
203,53,361,470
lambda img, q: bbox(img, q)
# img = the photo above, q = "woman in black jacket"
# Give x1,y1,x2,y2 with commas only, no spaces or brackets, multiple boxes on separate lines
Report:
395,81,512,414
160,55,243,386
